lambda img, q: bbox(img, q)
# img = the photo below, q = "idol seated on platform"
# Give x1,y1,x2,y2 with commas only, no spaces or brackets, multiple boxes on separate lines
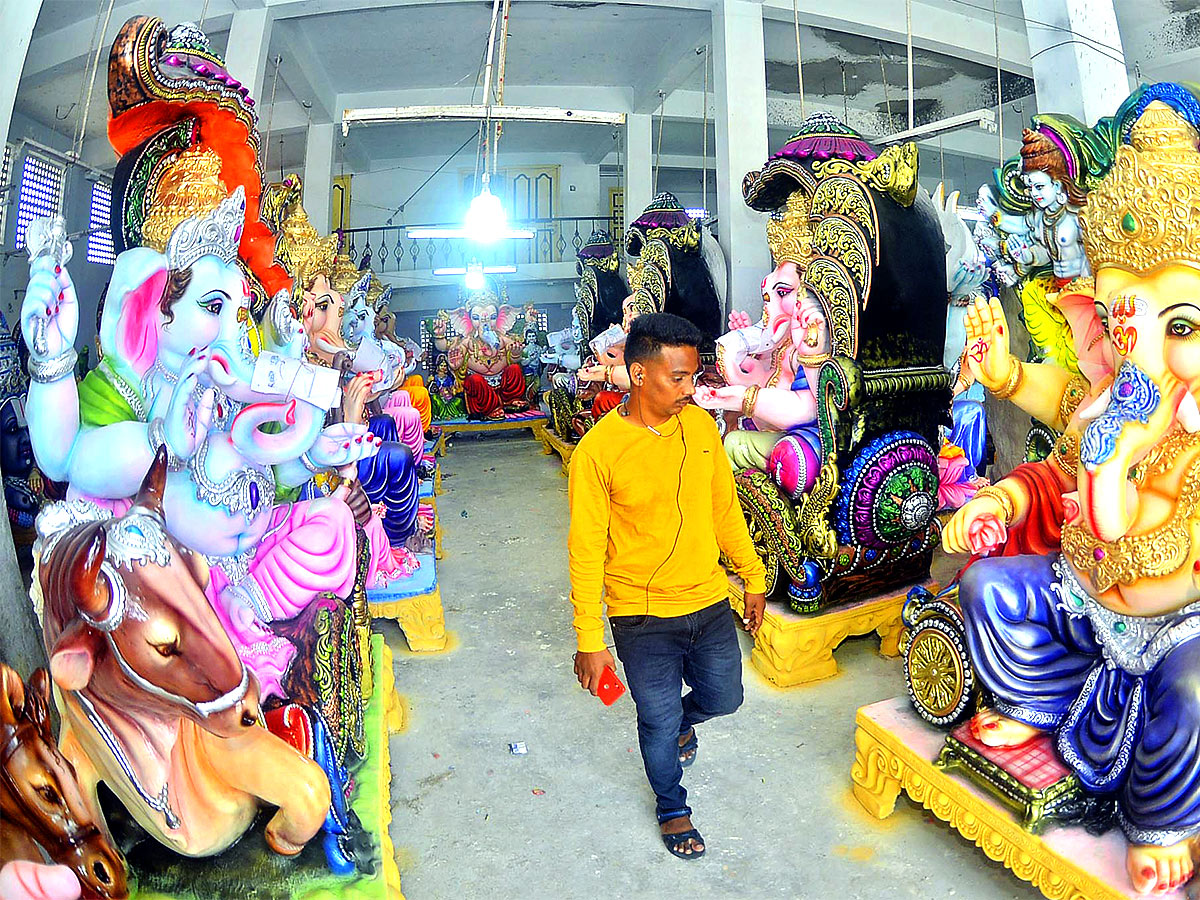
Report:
428,289,537,420
939,89,1200,897
697,113,950,613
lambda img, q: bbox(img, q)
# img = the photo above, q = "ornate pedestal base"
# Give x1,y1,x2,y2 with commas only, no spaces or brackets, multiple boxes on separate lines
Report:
368,552,449,652
729,575,912,687
851,697,1179,900
434,411,547,443
532,421,574,475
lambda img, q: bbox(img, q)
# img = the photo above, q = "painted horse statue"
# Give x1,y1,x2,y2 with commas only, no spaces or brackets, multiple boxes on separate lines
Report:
36,450,330,859
942,88,1200,896
1,662,127,899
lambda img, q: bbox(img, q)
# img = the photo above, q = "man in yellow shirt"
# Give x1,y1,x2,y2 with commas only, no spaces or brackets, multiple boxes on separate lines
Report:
568,312,767,861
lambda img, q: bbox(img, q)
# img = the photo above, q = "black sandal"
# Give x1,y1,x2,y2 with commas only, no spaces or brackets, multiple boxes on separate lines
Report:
661,828,706,860
678,728,698,767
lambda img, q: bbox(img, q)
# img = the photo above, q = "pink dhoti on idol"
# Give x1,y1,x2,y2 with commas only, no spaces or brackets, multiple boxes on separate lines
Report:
207,498,357,699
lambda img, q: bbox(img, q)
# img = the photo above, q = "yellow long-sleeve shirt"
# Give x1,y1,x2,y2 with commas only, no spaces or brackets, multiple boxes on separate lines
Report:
567,403,768,652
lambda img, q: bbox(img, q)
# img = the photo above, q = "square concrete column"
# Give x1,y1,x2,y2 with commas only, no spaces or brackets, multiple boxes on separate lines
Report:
223,8,274,108
623,112,653,236
0,0,47,674
712,0,770,317
1020,0,1129,125
0,0,42,149
304,122,337,232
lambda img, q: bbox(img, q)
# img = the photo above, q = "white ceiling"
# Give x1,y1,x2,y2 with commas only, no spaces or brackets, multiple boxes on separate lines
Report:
12,0,1199,179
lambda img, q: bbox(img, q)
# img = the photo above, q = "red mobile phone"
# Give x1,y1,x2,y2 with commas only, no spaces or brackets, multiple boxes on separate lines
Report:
597,665,626,706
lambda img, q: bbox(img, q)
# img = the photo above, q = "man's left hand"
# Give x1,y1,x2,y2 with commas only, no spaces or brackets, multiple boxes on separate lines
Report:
742,591,766,637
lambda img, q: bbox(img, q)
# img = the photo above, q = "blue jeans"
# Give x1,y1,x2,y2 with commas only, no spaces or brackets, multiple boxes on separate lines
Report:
609,600,744,822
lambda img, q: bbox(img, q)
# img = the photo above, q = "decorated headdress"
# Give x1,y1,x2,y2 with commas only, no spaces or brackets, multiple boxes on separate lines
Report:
577,230,619,275
1081,96,1200,275
265,176,339,295
107,15,288,295
330,252,365,296
624,193,699,257
0,312,27,411
164,185,246,271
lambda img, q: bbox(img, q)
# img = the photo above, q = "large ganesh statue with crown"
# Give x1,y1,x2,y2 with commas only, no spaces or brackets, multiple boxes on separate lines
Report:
900,84,1200,897
426,284,539,420
696,114,950,612
8,15,408,897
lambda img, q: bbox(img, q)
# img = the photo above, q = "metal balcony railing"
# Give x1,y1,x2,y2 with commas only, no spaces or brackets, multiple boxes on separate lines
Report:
336,215,620,273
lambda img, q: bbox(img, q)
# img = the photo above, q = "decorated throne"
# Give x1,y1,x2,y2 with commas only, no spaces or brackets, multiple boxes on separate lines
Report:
727,116,951,615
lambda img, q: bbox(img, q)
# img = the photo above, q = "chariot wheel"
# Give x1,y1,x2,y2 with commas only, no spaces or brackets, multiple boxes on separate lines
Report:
903,616,976,727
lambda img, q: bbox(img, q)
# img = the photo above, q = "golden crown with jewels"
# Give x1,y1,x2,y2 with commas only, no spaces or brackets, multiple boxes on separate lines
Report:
1081,100,1200,275
765,190,815,269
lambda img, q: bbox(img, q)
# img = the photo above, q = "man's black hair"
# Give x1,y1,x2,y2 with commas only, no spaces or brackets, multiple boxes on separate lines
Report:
625,313,704,372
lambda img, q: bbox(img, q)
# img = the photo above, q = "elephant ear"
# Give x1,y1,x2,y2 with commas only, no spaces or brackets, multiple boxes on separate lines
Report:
496,304,521,335
448,307,473,337
99,246,171,380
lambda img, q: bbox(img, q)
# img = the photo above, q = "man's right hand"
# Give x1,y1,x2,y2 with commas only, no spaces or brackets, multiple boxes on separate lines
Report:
574,648,615,697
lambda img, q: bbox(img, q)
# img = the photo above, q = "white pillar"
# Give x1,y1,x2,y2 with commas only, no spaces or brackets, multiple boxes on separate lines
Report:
0,0,48,675
222,8,274,108
304,122,336,232
623,113,653,237
712,0,770,317
1020,0,1129,125
0,0,43,150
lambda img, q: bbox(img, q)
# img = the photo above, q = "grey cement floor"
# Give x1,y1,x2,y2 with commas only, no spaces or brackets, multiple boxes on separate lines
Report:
382,432,1042,900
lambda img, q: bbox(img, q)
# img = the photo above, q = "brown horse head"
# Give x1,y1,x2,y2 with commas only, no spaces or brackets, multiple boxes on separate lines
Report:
39,447,261,742
0,663,128,899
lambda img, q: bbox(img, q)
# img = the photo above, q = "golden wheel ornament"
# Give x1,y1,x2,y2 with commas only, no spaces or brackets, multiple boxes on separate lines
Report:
903,617,975,726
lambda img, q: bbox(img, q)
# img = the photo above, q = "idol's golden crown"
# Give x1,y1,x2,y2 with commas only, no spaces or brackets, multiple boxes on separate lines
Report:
1081,101,1200,274
141,147,228,252
275,196,338,292
766,189,815,269
330,253,362,295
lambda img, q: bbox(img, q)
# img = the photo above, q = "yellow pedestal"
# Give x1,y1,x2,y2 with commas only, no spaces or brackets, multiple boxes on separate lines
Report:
851,697,1169,900
421,496,444,560
532,421,574,475
728,575,911,687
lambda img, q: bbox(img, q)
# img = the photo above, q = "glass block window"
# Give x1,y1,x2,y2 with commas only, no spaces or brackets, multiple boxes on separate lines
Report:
15,153,64,250
0,144,11,243
87,181,115,265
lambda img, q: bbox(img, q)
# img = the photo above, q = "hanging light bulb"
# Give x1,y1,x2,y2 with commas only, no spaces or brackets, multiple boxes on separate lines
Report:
464,259,487,291
464,174,507,244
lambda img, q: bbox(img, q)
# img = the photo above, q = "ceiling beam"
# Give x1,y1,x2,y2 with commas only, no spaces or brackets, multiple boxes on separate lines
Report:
269,19,338,123
630,20,713,113
21,1,239,89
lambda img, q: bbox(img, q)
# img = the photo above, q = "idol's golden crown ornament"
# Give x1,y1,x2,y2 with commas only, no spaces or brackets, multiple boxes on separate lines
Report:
140,147,229,252
165,185,246,271
1081,101,1200,275
766,190,815,269
276,199,338,292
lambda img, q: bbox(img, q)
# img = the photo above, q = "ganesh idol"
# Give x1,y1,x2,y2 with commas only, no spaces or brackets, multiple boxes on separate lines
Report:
266,184,425,549
694,186,825,487
431,286,530,419
19,170,383,696
943,94,1200,896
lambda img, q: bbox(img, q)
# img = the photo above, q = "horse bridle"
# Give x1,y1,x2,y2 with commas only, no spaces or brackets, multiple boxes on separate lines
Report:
81,560,251,720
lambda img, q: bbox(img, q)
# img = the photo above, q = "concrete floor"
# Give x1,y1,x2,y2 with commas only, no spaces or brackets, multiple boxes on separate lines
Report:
383,432,1043,900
